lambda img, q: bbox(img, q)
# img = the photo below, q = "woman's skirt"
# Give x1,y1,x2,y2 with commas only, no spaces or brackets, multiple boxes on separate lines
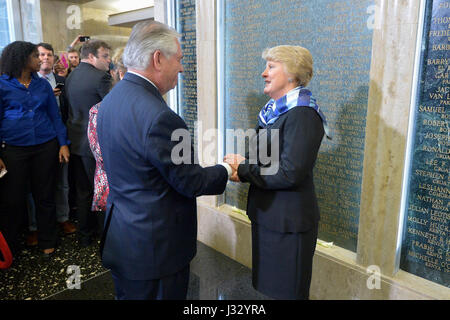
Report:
251,222,318,300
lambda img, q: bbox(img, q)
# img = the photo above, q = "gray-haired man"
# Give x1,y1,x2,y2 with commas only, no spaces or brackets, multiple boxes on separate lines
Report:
97,21,233,300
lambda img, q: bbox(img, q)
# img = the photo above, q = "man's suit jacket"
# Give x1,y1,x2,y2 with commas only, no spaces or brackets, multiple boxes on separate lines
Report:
97,72,228,280
37,72,69,124
65,62,111,157
238,107,325,233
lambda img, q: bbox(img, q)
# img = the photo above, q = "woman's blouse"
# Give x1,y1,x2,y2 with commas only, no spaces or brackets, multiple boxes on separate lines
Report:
0,73,68,147
87,102,109,212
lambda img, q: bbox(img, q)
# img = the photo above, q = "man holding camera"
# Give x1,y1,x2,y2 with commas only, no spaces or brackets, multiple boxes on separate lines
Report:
66,35,90,75
65,39,112,248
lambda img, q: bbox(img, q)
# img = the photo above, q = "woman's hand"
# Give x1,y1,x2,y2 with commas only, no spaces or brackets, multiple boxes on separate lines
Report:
230,170,241,182
223,154,245,170
59,145,70,163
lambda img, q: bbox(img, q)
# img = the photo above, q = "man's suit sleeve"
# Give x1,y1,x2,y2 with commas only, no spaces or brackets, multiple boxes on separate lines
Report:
238,108,324,190
97,72,112,99
145,110,228,198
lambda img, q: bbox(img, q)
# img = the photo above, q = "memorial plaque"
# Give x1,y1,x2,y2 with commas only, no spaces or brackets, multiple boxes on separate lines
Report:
400,0,449,287
222,0,374,251
176,0,197,140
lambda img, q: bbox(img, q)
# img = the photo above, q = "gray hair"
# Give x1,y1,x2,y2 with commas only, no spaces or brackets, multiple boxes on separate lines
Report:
123,20,180,71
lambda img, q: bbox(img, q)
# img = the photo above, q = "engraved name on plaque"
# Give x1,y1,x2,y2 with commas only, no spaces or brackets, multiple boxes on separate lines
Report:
400,0,449,287
176,0,197,140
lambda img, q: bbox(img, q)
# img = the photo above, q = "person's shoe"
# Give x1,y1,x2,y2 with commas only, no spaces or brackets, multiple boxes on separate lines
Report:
60,221,77,235
26,231,38,246
41,248,55,259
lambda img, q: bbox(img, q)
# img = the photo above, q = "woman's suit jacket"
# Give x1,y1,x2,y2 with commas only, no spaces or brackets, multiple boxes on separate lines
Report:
238,107,325,233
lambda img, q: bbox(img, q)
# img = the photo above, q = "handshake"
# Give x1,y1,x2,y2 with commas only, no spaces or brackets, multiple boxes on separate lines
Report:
223,154,245,182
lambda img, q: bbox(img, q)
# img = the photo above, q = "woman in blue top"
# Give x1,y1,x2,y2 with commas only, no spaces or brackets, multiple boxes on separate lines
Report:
0,41,70,260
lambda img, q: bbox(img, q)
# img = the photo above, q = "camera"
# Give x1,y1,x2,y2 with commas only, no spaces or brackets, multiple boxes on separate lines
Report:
79,36,90,42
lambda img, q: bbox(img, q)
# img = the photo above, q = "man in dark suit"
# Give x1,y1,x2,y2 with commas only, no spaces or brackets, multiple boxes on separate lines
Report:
97,21,233,300
65,40,112,247
36,43,69,122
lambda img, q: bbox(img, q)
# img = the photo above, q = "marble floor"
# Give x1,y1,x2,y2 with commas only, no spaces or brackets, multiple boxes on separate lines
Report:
0,226,270,300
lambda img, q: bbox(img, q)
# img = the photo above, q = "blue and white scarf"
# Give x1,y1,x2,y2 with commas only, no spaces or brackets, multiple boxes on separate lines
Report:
258,86,331,139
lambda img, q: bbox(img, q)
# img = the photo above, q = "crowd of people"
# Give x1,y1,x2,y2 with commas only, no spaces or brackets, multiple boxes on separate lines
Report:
0,35,124,258
0,21,328,300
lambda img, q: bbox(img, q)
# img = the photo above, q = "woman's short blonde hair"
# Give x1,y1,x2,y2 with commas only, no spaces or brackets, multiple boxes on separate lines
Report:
262,45,313,87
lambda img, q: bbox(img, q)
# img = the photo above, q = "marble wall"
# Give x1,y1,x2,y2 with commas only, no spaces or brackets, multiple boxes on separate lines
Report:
158,0,449,299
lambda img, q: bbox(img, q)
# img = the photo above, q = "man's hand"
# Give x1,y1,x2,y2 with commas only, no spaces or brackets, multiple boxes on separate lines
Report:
223,154,245,182
53,88,62,97
69,35,82,48
59,145,70,163
223,154,245,170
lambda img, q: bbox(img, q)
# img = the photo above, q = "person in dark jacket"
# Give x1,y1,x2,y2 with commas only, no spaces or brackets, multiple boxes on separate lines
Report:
65,39,112,247
0,41,70,259
224,45,330,300
97,21,232,300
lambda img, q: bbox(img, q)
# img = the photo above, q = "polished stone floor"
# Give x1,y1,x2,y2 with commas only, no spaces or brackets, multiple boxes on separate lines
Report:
0,226,270,300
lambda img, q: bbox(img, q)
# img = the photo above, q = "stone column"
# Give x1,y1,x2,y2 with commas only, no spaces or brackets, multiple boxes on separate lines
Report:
357,0,420,276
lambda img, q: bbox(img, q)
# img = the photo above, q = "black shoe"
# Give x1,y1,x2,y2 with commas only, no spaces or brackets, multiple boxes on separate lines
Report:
41,248,56,260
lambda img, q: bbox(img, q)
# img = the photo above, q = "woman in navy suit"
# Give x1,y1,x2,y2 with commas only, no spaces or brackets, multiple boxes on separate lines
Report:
224,45,329,299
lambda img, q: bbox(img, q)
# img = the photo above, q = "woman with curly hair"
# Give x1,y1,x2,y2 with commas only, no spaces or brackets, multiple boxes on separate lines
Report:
0,41,70,260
